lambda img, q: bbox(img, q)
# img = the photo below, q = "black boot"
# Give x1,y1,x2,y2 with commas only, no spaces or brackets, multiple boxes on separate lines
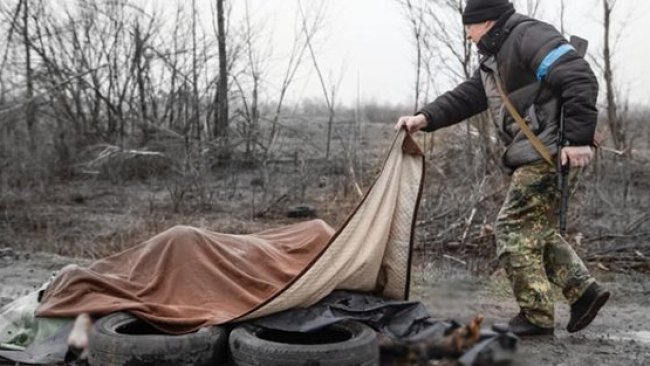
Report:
567,282,610,333
492,312,554,336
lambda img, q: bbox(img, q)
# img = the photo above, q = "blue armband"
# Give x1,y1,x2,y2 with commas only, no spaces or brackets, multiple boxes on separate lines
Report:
536,44,575,81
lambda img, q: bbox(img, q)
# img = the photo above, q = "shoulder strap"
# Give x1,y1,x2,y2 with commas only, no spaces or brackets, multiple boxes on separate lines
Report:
493,76,554,166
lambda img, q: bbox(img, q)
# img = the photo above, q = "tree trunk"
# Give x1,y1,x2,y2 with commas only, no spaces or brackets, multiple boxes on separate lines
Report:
603,0,623,150
23,0,36,153
134,24,149,143
414,30,421,114
214,0,229,138
560,0,566,36
192,0,201,144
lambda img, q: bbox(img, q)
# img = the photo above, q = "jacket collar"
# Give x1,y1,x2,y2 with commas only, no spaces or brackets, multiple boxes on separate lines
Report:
477,11,526,56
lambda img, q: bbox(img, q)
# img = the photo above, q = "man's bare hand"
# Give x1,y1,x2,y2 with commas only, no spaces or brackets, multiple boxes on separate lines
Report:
561,146,594,168
395,114,428,134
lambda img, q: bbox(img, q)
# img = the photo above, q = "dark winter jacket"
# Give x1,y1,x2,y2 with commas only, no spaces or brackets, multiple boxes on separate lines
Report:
418,13,599,169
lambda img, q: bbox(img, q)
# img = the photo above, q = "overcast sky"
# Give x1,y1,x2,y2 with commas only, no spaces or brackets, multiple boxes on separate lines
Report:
226,0,650,108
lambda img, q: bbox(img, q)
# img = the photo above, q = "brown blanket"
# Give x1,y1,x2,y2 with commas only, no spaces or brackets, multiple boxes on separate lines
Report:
36,130,424,334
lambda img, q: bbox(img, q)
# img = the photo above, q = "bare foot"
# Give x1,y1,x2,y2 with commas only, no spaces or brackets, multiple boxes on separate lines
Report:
67,313,92,358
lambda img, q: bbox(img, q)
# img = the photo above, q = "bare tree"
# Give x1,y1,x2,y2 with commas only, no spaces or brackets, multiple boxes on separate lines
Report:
0,1,24,104
0,0,335,214
396,0,427,113
191,0,202,144
242,0,262,157
559,0,567,36
264,6,318,159
298,0,337,160
602,0,624,150
133,20,154,143
297,1,363,196
214,0,228,138
22,0,36,152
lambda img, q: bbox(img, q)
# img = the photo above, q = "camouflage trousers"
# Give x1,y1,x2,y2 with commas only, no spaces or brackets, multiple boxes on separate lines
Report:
495,162,594,328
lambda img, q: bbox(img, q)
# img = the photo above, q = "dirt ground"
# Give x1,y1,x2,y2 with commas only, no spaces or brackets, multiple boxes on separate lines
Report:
2,120,649,365
410,260,650,366
1,249,648,366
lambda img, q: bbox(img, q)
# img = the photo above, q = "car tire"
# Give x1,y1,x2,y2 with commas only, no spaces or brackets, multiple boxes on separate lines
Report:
88,312,228,366
229,321,379,366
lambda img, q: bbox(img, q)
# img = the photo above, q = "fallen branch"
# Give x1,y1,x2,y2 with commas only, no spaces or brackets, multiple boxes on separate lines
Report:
254,192,290,218
584,232,650,244
600,146,626,156
443,254,467,266
588,255,648,263
624,213,650,235
416,209,455,227
590,242,650,256
460,208,477,245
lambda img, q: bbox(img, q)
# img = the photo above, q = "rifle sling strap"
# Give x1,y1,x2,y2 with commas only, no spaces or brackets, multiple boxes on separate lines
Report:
494,77,554,166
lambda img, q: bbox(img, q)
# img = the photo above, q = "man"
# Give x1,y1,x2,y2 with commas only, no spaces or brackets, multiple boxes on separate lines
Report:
395,0,609,336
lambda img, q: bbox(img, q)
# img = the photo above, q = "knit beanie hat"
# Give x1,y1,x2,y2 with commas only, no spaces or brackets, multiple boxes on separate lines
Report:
462,0,515,24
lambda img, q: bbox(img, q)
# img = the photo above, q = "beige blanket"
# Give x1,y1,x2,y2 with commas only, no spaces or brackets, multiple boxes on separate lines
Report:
36,130,424,334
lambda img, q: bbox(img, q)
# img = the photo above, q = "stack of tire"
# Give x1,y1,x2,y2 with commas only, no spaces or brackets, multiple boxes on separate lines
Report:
88,312,379,365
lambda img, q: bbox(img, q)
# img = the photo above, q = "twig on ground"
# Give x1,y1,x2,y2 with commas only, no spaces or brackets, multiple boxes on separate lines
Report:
443,254,467,266
585,232,650,245
460,208,476,245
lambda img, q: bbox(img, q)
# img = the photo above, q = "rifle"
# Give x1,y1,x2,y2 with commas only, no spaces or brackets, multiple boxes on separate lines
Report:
558,36,589,236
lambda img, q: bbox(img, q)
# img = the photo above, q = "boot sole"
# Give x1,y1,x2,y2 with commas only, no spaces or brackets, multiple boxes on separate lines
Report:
567,290,610,333
513,328,555,337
